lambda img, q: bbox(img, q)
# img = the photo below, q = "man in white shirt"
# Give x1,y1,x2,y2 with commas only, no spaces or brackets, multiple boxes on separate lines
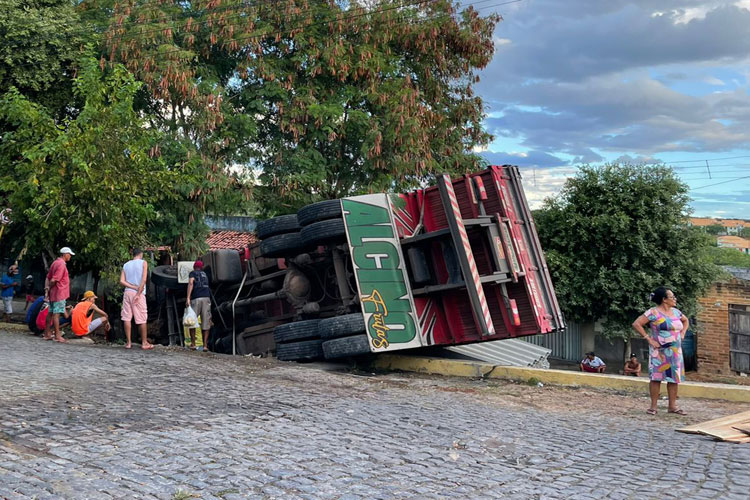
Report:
580,351,606,373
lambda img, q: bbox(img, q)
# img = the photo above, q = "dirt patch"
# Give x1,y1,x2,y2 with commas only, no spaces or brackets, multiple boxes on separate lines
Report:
369,370,750,426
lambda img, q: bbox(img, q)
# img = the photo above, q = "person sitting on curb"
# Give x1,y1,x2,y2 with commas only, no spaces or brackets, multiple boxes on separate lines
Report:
71,291,110,338
624,353,642,376
580,351,606,373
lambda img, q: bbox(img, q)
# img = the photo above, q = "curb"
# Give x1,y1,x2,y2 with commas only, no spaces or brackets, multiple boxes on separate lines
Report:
0,322,29,331
371,355,750,403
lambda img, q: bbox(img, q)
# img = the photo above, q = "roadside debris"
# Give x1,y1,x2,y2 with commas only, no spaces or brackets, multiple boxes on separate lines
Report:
677,410,750,443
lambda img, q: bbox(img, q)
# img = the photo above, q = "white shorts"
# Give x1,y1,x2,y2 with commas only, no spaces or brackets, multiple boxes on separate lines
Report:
2,297,12,314
89,317,104,333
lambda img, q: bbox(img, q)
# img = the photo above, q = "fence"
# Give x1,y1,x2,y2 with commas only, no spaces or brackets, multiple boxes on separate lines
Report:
522,322,582,363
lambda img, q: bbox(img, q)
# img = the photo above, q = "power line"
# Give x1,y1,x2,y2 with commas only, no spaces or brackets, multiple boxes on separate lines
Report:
668,155,750,164
99,0,513,64
690,175,750,190
8,0,515,71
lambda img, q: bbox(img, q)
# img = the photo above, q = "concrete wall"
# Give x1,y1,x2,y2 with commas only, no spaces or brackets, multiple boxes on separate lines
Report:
205,216,257,232
696,276,750,374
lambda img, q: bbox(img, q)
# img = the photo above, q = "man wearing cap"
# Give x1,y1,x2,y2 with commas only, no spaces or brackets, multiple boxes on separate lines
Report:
1,264,20,322
120,248,151,349
44,247,74,342
71,291,110,337
186,260,212,351
624,353,642,376
580,351,606,373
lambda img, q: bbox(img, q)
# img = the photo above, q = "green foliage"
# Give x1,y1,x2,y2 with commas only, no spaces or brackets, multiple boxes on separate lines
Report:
0,59,175,273
105,0,499,215
0,0,91,117
707,246,750,267
703,224,725,235
740,227,750,239
535,164,720,339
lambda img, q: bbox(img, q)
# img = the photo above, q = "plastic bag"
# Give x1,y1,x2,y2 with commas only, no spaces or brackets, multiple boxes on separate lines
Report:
183,306,198,328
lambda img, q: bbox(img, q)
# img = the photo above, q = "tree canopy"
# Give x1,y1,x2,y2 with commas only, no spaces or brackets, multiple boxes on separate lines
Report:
0,59,175,272
535,164,720,338
104,0,499,214
0,0,500,271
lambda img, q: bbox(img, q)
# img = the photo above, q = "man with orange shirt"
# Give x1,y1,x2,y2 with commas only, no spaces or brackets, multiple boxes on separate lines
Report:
71,291,110,337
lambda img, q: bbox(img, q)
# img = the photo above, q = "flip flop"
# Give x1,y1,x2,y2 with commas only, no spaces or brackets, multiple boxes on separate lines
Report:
124,344,132,349
646,408,657,415
141,344,154,350
53,338,68,343
668,408,687,415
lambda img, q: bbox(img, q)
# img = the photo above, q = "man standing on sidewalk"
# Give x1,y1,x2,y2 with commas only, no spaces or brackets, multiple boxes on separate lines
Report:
44,247,74,342
119,248,152,350
1,264,20,322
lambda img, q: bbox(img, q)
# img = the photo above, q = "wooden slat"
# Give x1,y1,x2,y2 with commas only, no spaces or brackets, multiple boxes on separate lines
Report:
699,426,750,441
723,436,750,444
676,410,750,434
732,425,750,436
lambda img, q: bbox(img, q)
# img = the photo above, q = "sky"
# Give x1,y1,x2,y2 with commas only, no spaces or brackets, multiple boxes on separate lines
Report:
468,0,750,218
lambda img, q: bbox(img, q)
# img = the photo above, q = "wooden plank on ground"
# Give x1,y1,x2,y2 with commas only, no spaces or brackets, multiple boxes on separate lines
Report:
699,426,750,442
723,436,750,444
732,425,750,436
676,410,750,434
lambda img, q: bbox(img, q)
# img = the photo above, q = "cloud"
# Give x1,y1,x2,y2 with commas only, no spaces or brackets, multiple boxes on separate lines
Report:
480,150,569,168
481,2,750,83
469,1,750,217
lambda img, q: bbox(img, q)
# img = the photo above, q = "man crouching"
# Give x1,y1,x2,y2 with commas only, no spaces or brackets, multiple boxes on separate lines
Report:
71,291,110,337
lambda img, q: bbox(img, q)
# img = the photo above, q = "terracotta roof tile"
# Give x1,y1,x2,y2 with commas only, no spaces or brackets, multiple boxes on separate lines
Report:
206,230,256,250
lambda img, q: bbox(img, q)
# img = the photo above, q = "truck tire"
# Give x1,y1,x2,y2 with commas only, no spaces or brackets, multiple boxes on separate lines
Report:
273,319,321,344
300,219,347,247
151,265,179,289
297,200,342,226
256,214,300,239
322,334,372,359
212,249,243,283
319,313,365,340
259,232,305,258
276,339,324,361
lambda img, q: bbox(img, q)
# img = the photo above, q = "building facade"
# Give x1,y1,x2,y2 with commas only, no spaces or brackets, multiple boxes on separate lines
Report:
696,267,750,375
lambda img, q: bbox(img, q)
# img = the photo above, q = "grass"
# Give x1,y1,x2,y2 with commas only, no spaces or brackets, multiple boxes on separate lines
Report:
172,490,198,500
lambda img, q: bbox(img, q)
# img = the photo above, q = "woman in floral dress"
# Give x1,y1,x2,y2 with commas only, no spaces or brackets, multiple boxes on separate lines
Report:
632,287,689,415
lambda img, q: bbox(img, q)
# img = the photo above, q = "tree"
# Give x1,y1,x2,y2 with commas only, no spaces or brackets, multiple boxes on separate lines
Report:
707,247,750,267
104,0,499,214
704,224,725,235
0,59,176,274
535,164,720,341
740,227,750,239
0,0,90,118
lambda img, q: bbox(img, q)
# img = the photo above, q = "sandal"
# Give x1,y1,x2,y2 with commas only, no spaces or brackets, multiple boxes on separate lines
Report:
141,344,154,350
668,408,686,415
646,408,657,415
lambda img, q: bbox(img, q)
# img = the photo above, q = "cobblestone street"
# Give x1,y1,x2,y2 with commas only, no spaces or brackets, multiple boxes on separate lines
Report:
2,330,750,500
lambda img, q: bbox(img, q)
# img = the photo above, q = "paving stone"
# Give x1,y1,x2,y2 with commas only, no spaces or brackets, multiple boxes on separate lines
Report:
2,330,750,499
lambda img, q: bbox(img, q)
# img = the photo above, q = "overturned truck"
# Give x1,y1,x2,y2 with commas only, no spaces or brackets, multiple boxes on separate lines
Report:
153,165,565,360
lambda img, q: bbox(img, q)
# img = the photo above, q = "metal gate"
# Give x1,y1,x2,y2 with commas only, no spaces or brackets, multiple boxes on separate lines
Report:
523,321,581,362
730,305,750,373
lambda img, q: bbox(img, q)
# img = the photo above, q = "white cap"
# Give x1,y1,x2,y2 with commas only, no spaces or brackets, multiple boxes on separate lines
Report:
59,247,75,255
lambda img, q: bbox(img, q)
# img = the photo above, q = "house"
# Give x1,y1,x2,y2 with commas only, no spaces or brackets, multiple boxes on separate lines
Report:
689,217,750,235
695,267,750,375
717,236,750,255
205,216,257,250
